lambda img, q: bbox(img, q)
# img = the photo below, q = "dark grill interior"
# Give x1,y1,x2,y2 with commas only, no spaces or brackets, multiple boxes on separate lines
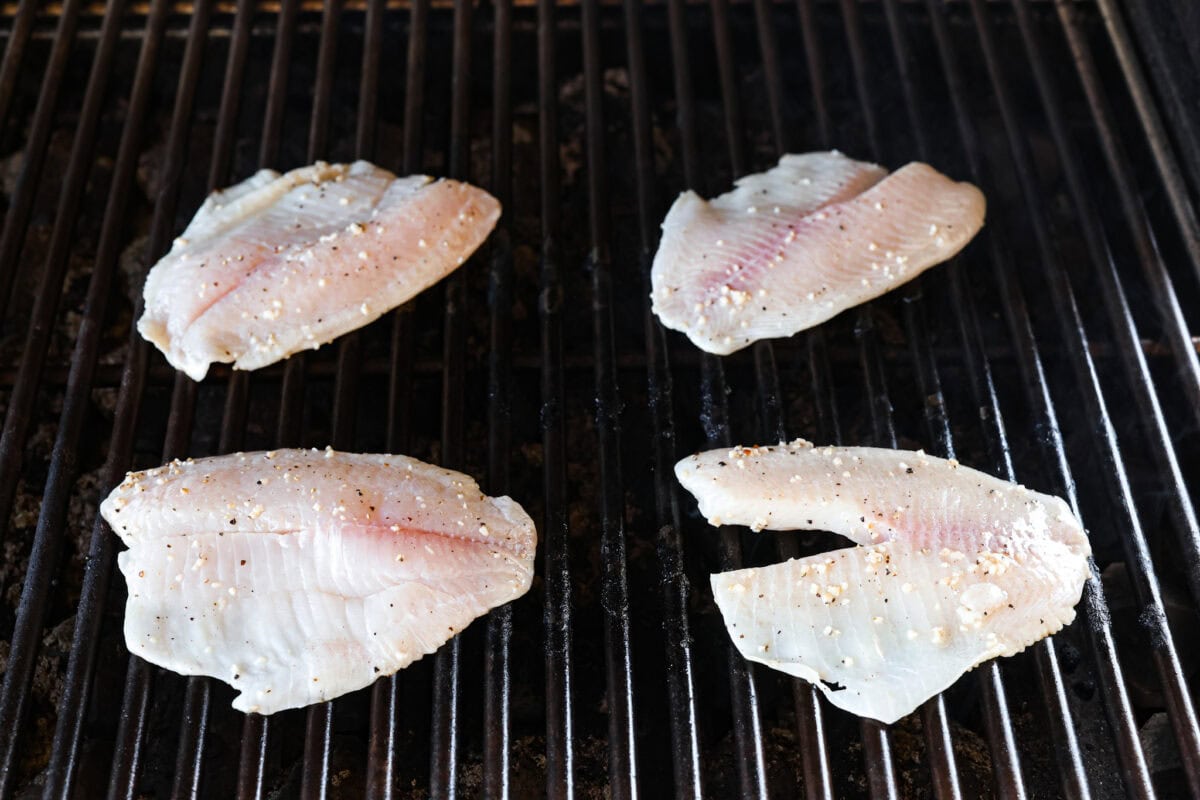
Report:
0,0,1197,796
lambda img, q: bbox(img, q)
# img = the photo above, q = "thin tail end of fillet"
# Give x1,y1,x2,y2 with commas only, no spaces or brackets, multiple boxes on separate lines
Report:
136,313,211,382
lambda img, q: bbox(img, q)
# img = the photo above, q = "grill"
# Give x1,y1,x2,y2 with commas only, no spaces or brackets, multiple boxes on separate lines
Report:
0,0,1196,796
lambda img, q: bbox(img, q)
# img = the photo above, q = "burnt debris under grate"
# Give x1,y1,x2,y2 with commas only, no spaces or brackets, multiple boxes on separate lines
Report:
0,0,1196,797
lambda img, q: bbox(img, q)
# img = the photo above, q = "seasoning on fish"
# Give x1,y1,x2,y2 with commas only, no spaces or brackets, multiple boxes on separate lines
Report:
100,448,535,715
674,441,1090,723
650,151,985,355
138,160,501,381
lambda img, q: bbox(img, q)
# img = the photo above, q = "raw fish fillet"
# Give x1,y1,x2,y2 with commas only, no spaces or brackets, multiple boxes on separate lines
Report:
650,151,985,355
139,161,501,380
100,449,535,714
675,441,1090,723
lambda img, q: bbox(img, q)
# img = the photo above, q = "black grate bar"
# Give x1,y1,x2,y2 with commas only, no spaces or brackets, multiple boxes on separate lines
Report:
749,0,784,153
166,1,257,794
1003,0,1200,614
481,0,515,794
208,0,255,191
1108,0,1200,219
579,0,639,795
1095,0,1200,288
307,0,341,165
107,365,197,800
427,0,472,794
730,1,839,795
367,0,425,793
107,650,156,800
925,1,1156,795
620,0,705,796
237,717,271,800
400,0,427,179
662,0,770,794
37,0,169,792
538,0,577,795
234,5,299,797
0,0,38,132
914,7,1100,796
1008,0,1200,788
105,1,214,790
0,0,127,781
344,0,386,791
537,0,576,790
926,3,1142,795
794,0,829,150
868,183,967,797
965,5,1200,794
258,0,297,168
170,680,213,800
702,359,771,800
0,0,106,564
0,0,81,322
832,9,907,797
356,0,383,158
853,330,904,800
1049,3,1200,430
845,2,1054,796
706,0,744,174
877,3,1028,795
290,3,341,798
793,4,906,797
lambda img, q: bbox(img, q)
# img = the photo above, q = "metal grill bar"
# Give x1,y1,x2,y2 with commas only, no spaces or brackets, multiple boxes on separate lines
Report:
1009,0,1200,789
259,0,298,168
837,2,971,795
367,0,425,792
661,0,770,794
538,0,576,795
0,0,37,128
233,5,299,797
831,4,965,795
962,3,1200,796
35,0,169,791
0,0,127,783
0,0,81,323
481,0,515,794
105,2,213,793
579,0,639,796
1094,0,1200,289
717,1,843,796
1106,1,1200,238
165,4,257,795
620,0,705,796
877,4,1027,796
427,0,471,792
923,1,1157,795
0,0,84,536
1047,3,1200,432
290,3,341,797
996,0,1200,616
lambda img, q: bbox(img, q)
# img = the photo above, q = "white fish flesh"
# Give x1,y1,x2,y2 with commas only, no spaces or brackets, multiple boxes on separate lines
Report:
139,161,501,380
674,441,1090,723
100,449,535,714
650,151,985,355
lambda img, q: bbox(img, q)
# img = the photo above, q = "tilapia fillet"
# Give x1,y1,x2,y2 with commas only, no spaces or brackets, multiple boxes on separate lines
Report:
100,449,535,714
650,151,985,355
675,442,1090,723
139,161,501,381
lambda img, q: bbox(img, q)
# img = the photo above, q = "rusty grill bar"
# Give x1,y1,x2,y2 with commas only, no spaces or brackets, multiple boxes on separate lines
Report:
0,0,1197,797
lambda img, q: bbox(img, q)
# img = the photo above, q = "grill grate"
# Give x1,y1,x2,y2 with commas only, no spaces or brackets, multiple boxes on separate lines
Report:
0,0,1196,797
